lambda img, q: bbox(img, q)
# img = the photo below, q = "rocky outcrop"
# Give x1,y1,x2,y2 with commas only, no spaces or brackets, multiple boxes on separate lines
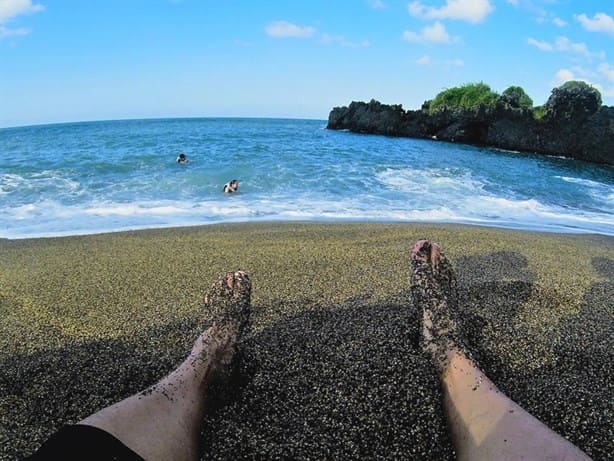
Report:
327,96,614,166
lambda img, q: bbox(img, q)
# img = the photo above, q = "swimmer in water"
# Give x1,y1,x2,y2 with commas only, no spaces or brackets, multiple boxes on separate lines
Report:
223,179,238,193
176,153,188,164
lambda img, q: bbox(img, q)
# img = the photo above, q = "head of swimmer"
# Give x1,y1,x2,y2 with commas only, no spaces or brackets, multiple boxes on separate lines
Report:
225,179,239,193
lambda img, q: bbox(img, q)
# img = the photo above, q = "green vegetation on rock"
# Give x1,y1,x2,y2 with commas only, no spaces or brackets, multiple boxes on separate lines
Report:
533,105,547,120
328,79,612,165
430,82,499,113
545,80,602,120
427,80,604,118
499,86,533,109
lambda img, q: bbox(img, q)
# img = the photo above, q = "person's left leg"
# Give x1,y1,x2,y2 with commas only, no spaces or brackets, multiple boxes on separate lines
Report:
74,270,251,461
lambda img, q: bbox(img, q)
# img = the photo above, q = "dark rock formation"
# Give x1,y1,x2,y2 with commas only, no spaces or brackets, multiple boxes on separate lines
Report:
327,91,614,166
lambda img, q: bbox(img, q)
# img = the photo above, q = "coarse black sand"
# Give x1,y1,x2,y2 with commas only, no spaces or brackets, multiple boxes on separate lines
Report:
0,222,612,460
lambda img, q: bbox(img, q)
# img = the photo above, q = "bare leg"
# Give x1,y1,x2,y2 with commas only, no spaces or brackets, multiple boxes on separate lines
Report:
81,270,251,461
411,240,591,461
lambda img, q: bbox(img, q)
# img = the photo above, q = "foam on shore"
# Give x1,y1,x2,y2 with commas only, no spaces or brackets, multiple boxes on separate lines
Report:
1,222,612,459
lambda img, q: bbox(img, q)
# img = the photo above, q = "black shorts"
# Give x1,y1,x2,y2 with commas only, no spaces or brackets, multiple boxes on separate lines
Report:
24,424,144,461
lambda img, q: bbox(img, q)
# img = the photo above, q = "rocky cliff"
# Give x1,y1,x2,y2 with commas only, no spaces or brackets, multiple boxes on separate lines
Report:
327,85,614,166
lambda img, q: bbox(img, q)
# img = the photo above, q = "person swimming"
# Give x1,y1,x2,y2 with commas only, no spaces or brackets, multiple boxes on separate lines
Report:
223,179,238,193
176,153,188,164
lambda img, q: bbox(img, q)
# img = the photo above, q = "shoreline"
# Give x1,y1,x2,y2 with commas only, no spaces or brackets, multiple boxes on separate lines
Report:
3,216,614,241
1,221,612,459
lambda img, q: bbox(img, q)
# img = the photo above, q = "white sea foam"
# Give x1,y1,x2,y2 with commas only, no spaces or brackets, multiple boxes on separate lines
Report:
86,203,188,216
2,180,612,238
375,167,486,197
0,171,81,197
555,175,614,206
556,176,609,189
1,194,613,239
0,173,605,231
463,196,546,217
9,204,37,219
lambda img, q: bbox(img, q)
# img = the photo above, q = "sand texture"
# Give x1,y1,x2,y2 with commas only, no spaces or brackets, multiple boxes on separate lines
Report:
0,222,612,460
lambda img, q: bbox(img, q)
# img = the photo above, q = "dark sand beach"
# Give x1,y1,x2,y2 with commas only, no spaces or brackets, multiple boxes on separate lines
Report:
1,222,612,460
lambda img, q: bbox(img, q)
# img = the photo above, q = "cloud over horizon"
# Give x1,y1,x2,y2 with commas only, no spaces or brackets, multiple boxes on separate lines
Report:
265,21,316,38
0,0,44,23
575,12,614,36
408,0,494,24
402,21,456,44
527,37,553,52
0,0,44,39
528,35,605,61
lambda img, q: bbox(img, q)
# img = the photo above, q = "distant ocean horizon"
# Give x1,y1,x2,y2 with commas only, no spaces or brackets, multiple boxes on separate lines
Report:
1,117,613,239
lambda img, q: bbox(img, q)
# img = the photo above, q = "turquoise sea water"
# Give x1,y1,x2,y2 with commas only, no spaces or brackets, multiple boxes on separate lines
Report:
1,117,613,238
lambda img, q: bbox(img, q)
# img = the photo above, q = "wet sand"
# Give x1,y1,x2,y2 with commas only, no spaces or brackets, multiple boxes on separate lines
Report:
0,222,612,460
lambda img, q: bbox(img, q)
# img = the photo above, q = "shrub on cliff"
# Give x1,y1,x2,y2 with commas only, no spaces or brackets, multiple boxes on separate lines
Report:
533,105,547,120
430,82,499,113
545,80,602,120
499,86,533,109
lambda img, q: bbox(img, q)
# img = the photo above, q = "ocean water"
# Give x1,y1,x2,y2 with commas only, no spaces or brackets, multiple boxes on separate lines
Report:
1,117,613,238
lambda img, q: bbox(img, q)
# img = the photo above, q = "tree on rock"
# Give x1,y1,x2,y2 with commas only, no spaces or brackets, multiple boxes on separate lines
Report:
499,86,533,109
545,80,602,120
430,82,499,112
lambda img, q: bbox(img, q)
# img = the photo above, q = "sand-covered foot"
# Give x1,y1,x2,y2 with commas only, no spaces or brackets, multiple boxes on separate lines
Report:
191,270,252,381
411,240,462,371
204,270,252,334
139,271,252,400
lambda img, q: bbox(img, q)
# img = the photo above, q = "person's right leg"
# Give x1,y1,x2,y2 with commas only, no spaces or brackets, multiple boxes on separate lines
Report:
67,270,250,461
411,239,591,461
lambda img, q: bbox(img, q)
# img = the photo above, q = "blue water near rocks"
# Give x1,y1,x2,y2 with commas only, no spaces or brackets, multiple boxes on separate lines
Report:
1,117,613,238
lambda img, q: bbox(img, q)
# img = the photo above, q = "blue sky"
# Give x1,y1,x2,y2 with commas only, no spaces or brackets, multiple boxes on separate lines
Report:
1,0,613,128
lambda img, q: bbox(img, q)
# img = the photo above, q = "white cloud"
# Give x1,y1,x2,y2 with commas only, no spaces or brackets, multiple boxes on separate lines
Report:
416,54,431,65
555,36,605,60
552,17,566,27
414,54,463,67
367,0,386,9
408,0,494,24
265,21,316,38
528,35,605,60
445,58,464,67
602,87,614,98
506,0,566,27
233,39,253,47
527,37,553,51
552,68,575,86
0,25,28,38
570,65,596,80
319,33,370,48
0,0,44,39
402,21,456,44
0,0,44,24
575,12,614,35
598,63,614,82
